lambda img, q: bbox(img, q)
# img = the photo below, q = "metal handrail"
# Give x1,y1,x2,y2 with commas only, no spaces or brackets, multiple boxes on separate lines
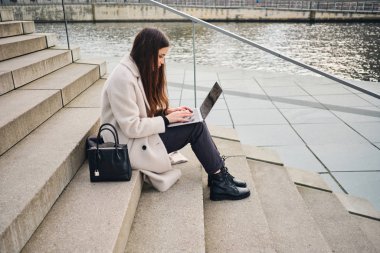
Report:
61,0,71,50
146,0,380,99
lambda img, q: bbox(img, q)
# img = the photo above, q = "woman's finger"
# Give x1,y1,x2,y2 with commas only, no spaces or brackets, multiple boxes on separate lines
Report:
177,106,192,112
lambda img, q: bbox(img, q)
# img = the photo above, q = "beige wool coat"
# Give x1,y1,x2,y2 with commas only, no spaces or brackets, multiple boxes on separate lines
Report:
100,55,181,191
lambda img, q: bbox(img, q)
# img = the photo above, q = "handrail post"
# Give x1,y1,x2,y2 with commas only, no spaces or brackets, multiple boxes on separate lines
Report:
61,0,71,50
192,21,197,108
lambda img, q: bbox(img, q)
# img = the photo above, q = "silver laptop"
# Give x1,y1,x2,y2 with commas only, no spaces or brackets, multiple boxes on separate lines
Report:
168,82,223,127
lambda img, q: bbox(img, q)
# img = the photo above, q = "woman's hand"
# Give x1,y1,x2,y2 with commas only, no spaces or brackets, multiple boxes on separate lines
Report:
166,110,193,123
166,106,193,115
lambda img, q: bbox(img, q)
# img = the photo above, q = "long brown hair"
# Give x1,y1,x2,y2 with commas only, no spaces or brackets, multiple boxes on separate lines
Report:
130,28,169,117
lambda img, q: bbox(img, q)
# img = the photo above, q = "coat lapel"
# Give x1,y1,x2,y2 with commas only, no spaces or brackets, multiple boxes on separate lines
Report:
121,55,150,111
136,77,150,111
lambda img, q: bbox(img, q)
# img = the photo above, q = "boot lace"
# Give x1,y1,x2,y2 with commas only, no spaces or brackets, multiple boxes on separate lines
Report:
221,166,235,180
221,155,235,179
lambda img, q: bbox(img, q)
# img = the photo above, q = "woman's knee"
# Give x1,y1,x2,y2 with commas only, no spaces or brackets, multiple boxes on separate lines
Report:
190,121,208,143
193,121,206,134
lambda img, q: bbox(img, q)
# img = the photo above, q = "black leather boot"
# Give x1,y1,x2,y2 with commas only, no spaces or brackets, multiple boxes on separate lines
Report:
209,169,250,201
208,167,247,188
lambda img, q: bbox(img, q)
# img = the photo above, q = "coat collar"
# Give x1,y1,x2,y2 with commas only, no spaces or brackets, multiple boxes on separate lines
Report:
120,54,140,78
120,54,150,110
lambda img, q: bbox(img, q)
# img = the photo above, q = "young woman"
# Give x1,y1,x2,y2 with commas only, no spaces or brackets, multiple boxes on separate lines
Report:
100,28,250,201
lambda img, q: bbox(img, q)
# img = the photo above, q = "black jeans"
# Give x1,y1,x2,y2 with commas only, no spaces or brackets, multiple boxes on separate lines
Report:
159,121,224,174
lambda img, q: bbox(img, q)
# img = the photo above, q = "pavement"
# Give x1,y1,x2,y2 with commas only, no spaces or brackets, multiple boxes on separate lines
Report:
105,57,380,211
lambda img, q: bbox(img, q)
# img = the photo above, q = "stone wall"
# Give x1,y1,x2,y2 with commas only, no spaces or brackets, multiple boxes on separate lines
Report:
2,4,379,22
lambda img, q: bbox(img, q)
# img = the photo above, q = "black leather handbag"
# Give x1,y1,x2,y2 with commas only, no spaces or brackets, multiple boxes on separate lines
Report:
87,123,132,182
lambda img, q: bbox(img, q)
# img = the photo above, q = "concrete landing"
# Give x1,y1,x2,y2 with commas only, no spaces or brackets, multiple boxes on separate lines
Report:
157,61,380,211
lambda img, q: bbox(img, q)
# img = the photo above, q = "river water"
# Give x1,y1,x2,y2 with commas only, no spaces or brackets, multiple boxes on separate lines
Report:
36,22,380,82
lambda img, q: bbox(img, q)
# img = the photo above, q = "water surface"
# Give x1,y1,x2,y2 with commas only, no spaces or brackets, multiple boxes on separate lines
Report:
36,22,380,82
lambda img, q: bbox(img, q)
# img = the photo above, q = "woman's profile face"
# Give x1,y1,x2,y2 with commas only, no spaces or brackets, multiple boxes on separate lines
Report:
158,47,169,69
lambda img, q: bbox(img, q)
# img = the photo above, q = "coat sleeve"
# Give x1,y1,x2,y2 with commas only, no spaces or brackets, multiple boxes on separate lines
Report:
105,67,166,139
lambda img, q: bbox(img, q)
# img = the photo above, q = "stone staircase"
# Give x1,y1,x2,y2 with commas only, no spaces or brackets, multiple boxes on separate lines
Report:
1,10,379,253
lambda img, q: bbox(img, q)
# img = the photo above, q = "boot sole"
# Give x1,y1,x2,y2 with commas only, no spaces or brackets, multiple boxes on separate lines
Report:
210,191,250,201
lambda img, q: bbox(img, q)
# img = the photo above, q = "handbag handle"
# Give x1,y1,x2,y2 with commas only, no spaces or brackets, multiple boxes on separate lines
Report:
94,123,121,172
97,123,120,146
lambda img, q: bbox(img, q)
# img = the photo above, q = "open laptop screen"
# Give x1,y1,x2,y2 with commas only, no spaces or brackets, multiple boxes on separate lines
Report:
200,82,223,119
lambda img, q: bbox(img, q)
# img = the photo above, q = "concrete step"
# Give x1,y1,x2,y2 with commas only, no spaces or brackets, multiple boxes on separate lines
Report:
0,89,62,156
0,70,15,96
203,137,276,252
21,85,140,253
32,33,57,48
243,144,284,166
51,45,81,62
335,192,380,221
21,63,101,105
294,174,380,251
0,49,72,92
66,78,106,108
0,70,13,95
0,21,22,38
0,63,100,156
0,21,34,38
297,186,378,252
126,146,205,253
248,160,331,253
0,107,100,253
208,124,240,141
22,162,142,253
0,34,49,62
352,216,380,252
76,58,107,77
0,9,14,22
286,166,332,192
